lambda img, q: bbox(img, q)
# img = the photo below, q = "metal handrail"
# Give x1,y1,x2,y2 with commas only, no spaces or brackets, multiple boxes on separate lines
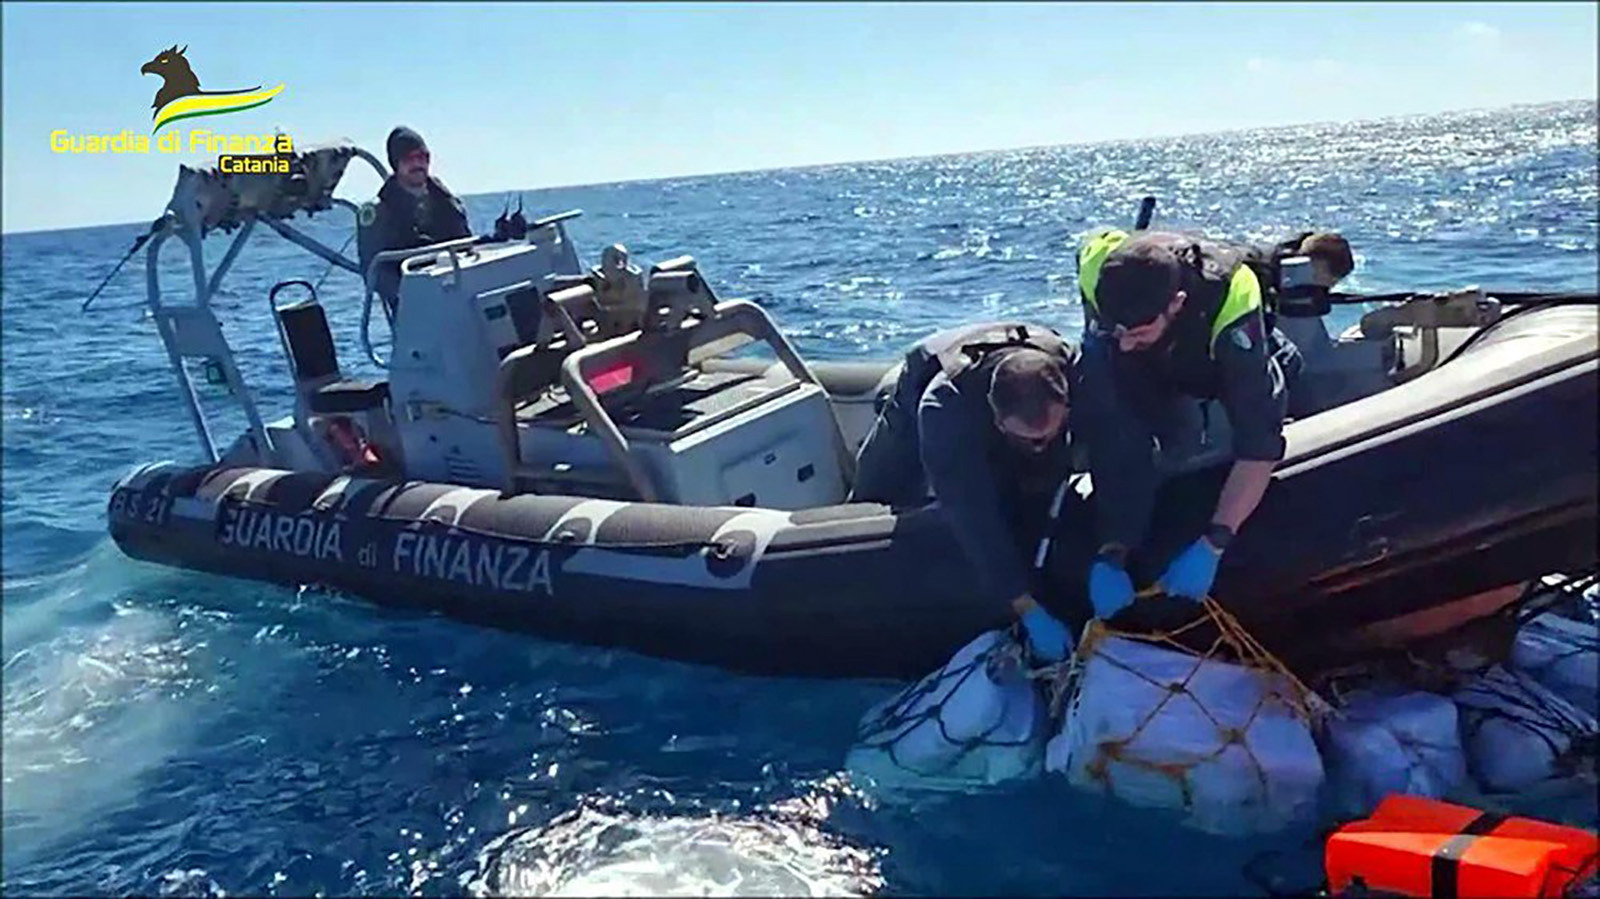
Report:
350,147,390,182
533,299,855,503
143,224,216,462
260,217,359,275
529,209,584,230
355,207,585,369
360,236,480,368
711,300,859,485
119,145,392,466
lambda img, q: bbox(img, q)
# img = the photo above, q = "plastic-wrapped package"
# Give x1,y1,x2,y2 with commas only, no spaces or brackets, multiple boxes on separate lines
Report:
1453,665,1598,794
847,629,1047,790
1320,689,1467,817
1046,634,1324,835
1510,612,1599,717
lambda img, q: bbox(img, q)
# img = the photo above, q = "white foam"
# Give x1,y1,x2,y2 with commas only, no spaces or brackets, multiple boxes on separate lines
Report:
1,546,201,866
468,798,881,897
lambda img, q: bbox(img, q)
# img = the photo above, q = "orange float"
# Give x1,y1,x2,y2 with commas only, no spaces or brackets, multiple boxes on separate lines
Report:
1325,795,1598,897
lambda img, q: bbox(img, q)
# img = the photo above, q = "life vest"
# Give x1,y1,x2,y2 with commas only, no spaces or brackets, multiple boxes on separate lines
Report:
930,321,1076,382
1324,794,1598,898
325,416,382,471
1076,229,1264,358
923,323,1078,494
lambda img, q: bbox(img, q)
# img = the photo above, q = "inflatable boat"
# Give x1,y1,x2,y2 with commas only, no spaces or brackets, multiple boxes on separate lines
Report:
101,145,1599,678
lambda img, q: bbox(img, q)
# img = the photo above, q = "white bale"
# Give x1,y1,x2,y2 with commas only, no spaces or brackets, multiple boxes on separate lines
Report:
1453,665,1598,794
1045,635,1324,835
847,630,1047,790
1510,612,1599,717
1320,690,1467,817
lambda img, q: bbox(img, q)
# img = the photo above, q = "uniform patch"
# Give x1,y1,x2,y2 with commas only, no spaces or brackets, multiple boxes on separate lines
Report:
358,202,378,227
1231,327,1254,350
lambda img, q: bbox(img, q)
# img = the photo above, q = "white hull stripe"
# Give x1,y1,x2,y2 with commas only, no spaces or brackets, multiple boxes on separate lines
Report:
543,499,629,544
560,508,791,591
215,469,290,503
419,487,505,527
118,460,177,491
311,475,358,513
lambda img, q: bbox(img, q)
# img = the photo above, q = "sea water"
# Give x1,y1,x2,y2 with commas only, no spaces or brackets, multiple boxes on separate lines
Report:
3,100,1596,895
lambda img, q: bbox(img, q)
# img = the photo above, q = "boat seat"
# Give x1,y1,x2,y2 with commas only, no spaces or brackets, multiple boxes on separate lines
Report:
274,290,391,416
309,379,389,414
277,299,341,381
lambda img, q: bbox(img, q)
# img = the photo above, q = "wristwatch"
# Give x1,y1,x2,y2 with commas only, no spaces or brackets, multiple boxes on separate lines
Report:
1204,523,1236,551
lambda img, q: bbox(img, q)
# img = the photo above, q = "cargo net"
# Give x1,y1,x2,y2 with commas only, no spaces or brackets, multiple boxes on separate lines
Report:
1468,568,1599,782
1457,666,1598,778
1047,595,1334,806
852,627,1041,781
1513,575,1600,718
1515,567,1599,626
1309,566,1599,701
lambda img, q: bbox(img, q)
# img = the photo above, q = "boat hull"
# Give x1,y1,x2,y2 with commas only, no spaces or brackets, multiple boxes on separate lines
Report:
107,305,1600,678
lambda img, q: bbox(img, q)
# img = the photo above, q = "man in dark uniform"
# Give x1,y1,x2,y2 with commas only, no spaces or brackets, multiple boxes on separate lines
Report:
358,126,473,316
851,322,1080,661
1073,229,1301,617
1248,231,1356,311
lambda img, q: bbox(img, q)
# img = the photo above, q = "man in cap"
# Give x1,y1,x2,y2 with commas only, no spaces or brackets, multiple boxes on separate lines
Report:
358,126,473,315
850,322,1081,662
1072,229,1303,617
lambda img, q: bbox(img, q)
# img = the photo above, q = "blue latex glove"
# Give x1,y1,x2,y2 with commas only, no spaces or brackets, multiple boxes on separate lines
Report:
1020,605,1073,663
1088,560,1135,618
1160,537,1223,600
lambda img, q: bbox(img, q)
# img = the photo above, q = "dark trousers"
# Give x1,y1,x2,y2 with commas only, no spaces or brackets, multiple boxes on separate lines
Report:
850,360,928,506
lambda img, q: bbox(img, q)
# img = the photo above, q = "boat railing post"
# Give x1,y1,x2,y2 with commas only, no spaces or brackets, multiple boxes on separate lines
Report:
350,147,390,182
1134,195,1157,230
260,218,362,275
494,341,541,495
361,236,480,369
558,334,660,503
146,226,218,463
711,299,859,485
184,225,210,308
360,274,383,368
205,219,256,299
181,224,276,461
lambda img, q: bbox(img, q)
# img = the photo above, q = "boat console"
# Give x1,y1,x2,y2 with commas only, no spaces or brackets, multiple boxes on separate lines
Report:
110,141,856,508
388,239,853,507
504,291,851,507
100,143,1548,515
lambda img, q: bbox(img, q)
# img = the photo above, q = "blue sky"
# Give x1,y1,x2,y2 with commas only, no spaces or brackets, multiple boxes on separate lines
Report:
3,2,1595,234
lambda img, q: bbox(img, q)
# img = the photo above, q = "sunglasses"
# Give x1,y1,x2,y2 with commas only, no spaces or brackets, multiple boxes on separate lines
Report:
994,412,1065,451
1091,309,1169,348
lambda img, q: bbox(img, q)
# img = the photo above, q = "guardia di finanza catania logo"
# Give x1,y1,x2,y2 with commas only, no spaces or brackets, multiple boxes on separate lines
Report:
141,45,285,132
50,45,291,164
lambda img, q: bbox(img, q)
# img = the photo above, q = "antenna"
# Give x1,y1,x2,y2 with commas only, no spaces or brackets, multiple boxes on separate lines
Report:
1134,195,1157,230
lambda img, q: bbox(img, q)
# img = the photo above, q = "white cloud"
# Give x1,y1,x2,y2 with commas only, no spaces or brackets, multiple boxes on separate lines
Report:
1245,57,1277,74
1454,21,1503,50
